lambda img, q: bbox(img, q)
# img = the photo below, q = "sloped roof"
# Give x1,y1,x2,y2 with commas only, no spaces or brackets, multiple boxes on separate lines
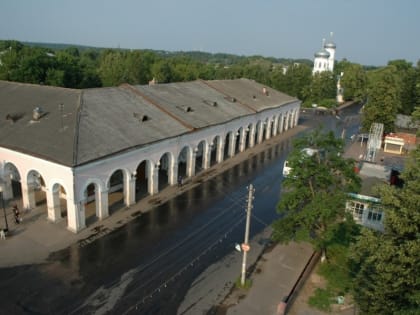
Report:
0,81,80,165
0,79,298,167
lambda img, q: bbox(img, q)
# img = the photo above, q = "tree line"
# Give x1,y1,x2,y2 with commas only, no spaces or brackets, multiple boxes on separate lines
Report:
1,40,420,132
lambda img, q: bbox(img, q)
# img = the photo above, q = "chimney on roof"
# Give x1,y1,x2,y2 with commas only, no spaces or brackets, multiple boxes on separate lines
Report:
262,87,269,96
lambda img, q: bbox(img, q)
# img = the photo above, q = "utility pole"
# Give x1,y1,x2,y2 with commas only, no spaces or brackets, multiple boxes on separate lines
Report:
59,103,64,131
241,184,254,286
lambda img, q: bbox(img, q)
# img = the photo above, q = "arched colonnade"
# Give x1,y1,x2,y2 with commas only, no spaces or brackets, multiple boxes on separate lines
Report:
0,106,299,232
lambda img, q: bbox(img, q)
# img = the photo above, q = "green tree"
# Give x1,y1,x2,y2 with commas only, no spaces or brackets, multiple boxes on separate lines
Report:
388,59,417,115
339,63,367,103
272,129,361,259
54,50,83,88
280,63,312,100
363,66,402,132
349,147,420,315
124,50,157,84
45,68,65,86
78,49,102,88
302,71,336,107
151,59,174,83
0,44,21,81
98,50,129,86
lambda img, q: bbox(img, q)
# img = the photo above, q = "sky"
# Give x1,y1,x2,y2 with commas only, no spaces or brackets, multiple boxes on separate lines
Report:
0,0,419,66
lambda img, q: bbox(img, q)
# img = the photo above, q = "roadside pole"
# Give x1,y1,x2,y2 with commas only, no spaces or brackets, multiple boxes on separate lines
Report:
241,184,254,286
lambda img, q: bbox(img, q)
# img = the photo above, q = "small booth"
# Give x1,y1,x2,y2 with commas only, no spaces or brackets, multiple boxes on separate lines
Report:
384,135,405,155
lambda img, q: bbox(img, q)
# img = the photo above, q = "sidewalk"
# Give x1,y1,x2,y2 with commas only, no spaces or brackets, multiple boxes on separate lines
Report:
177,228,314,315
224,242,314,315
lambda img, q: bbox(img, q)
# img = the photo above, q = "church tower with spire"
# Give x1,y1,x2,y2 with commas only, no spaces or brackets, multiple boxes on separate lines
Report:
324,32,336,72
313,32,336,75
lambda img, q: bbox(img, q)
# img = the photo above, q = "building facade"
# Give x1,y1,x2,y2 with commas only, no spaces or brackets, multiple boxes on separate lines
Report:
0,79,301,233
346,193,384,232
313,33,336,75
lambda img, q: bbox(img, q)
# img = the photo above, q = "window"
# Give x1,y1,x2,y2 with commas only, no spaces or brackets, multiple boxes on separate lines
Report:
348,201,364,221
367,205,383,222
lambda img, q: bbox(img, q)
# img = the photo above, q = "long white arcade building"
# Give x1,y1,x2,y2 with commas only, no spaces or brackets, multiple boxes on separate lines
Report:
0,78,300,233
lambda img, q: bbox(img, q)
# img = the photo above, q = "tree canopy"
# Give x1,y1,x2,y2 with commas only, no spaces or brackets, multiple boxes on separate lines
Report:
349,147,420,314
272,129,361,258
363,66,402,133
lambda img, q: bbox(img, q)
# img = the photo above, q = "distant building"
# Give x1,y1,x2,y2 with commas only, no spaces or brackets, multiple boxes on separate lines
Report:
313,33,336,75
0,79,301,233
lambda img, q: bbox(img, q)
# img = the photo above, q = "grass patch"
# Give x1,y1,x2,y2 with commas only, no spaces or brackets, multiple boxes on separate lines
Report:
308,287,334,312
235,277,252,289
308,222,360,311
318,245,352,293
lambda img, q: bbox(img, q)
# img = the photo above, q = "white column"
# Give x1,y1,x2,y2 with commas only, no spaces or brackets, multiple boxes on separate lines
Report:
279,114,284,133
284,113,289,131
97,189,109,220
228,134,236,157
188,150,197,177
126,175,136,206
46,188,61,222
21,180,36,210
67,200,85,233
257,123,264,144
249,125,256,148
294,108,300,126
150,163,159,195
239,130,246,152
216,138,224,163
170,163,178,185
203,143,211,169
272,117,279,136
265,119,272,140
290,111,296,128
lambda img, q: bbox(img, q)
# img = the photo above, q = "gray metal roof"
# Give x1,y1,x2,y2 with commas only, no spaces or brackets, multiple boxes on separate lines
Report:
324,41,336,49
0,79,298,167
314,49,330,58
0,81,80,165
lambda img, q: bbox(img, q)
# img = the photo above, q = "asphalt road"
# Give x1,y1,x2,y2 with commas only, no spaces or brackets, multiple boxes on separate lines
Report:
0,105,361,315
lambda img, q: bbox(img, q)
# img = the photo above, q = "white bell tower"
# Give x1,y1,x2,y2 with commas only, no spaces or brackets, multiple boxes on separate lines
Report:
324,32,336,72
313,39,330,75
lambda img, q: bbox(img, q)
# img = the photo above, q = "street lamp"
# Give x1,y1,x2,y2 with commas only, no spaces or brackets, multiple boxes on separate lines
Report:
0,187,9,233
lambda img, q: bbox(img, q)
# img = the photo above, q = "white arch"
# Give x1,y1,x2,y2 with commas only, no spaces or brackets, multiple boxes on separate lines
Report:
105,167,130,189
79,178,106,202
1,162,21,200
49,182,68,223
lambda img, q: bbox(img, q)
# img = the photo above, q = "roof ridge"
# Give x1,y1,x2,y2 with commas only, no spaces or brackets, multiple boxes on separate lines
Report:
119,83,195,131
72,90,83,166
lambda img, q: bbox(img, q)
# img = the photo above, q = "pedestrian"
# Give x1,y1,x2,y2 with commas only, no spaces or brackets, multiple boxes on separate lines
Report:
13,204,19,217
178,175,183,187
0,229,5,240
